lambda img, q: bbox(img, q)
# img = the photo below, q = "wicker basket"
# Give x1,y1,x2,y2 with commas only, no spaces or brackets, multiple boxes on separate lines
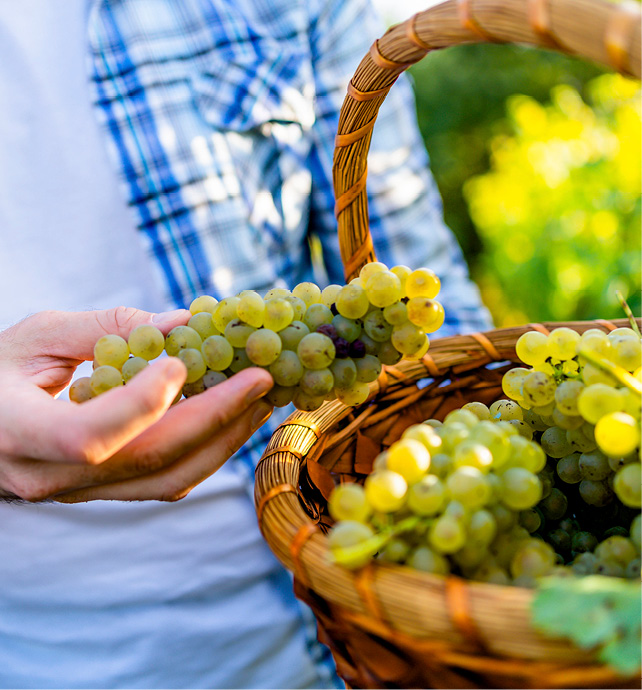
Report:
254,0,642,687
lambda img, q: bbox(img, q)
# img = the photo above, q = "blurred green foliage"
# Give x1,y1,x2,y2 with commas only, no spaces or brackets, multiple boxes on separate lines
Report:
409,44,641,326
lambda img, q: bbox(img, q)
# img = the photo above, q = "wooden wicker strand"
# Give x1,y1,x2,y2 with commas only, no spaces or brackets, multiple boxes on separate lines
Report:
290,523,320,588
335,118,377,147
256,483,298,529
334,167,368,217
527,322,551,335
422,353,445,377
528,0,562,47
469,331,502,361
605,1,640,75
457,0,499,40
347,81,394,102
595,318,617,332
445,577,487,650
405,13,435,51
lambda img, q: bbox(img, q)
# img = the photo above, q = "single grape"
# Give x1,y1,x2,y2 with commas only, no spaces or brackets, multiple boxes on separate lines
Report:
203,370,227,388
551,408,584,430
452,441,493,472
262,298,294,332
364,470,407,512
189,294,218,315
540,426,574,458
444,409,479,429
291,282,321,307
595,535,638,565
236,290,265,328
547,327,580,361
539,487,568,521
390,264,411,291
201,335,234,371
245,329,282,366
402,424,442,454
224,318,257,348
69,377,94,403
327,521,375,569
515,331,548,366
334,381,370,406
519,508,542,534
303,304,333,332
501,367,529,401
331,314,361,343
121,356,148,382
363,309,393,343
176,348,207,383
500,468,542,510
386,439,430,483
468,421,511,467
428,515,465,554
268,350,304,387
556,453,582,484
279,321,310,351
406,475,445,516
613,463,641,508
505,435,546,473
577,384,624,425
407,546,450,574
229,348,253,373
283,295,307,321
353,354,381,384
94,334,130,369
382,301,408,326
128,324,165,360
446,466,491,510
579,478,614,507
490,399,523,421
188,312,219,340
320,284,342,309
165,325,202,357
297,333,335,370
212,296,240,332
330,358,357,389
90,365,124,396
555,379,585,416
182,377,206,398
265,385,295,408
610,335,642,372
566,426,597,453
578,450,611,481
406,298,444,332
328,483,371,523
522,371,556,407
391,322,426,356
291,389,325,411
300,368,334,397
595,412,640,458
581,362,618,387
264,287,290,301
336,284,369,319
405,268,440,299
364,270,402,308
510,540,556,579
359,261,389,283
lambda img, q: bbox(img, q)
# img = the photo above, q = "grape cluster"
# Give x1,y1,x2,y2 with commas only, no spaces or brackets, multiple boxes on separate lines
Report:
327,326,641,586
69,262,445,411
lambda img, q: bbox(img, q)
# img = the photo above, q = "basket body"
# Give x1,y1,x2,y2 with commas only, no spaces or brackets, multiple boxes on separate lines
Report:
255,0,641,686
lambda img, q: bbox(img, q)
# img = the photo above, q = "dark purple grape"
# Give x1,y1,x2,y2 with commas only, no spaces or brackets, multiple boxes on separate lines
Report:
349,339,366,358
316,324,338,340
330,303,338,315
334,337,350,359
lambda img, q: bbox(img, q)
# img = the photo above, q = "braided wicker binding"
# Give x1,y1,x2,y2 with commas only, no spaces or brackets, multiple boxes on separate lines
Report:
255,0,641,687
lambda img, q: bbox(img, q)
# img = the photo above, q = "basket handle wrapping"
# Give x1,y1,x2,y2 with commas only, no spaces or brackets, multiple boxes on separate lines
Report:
332,0,641,280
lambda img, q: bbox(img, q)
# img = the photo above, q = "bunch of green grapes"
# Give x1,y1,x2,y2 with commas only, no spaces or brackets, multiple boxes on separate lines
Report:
69,262,445,411
327,397,641,586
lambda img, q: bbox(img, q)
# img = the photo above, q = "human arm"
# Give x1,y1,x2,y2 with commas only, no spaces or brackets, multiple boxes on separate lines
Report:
0,307,273,503
305,0,492,334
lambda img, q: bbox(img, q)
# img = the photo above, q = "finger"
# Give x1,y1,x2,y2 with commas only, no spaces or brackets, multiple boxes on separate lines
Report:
0,357,187,465
54,400,274,502
19,306,191,361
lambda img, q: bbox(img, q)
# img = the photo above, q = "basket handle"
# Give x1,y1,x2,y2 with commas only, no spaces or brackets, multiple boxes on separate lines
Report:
332,0,641,281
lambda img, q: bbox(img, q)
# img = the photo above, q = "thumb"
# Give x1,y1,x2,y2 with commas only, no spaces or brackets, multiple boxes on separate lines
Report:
22,307,191,361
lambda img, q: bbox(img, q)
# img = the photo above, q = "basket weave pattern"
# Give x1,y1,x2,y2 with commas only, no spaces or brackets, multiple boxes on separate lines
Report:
255,0,642,687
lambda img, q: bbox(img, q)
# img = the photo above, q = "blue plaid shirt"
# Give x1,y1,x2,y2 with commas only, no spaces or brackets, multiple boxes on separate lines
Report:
86,0,491,685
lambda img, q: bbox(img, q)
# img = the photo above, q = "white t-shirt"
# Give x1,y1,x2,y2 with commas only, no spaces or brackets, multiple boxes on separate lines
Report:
0,3,337,688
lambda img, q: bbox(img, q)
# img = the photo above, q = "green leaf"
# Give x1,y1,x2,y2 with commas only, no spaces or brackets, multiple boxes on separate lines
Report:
532,576,641,676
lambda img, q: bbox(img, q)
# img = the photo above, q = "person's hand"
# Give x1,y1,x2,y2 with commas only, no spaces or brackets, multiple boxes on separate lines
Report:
0,307,273,503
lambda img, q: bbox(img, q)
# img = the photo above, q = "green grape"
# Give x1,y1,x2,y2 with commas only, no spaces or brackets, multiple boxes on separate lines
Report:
595,560,626,577
404,334,430,360
519,508,542,534
595,412,640,457
303,304,333,332
188,312,219,340
540,426,574,458
571,531,598,554
212,296,240,332
437,422,469,455
182,378,206,398
391,322,426,356
353,354,381,383
291,389,325,411
237,290,265,327
625,558,641,579
578,450,611,481
551,408,584,430
405,268,440,299
121,356,148,382
128,324,165,361
328,483,371,523
468,509,497,546
300,368,334,396
203,370,227,388
292,282,321,307
90,365,124,396
579,328,612,358
595,535,638,565
531,400,556,418
522,371,556,407
358,261,388,283
446,466,491,510
571,551,598,575
336,284,369,319
386,438,430,483
555,380,585,416
566,426,597,453
402,424,442,454
364,470,407,512
376,340,402,365
428,453,451,478
620,388,641,419
189,294,218,315
69,377,94,403
610,335,642,372
246,329,282,366
201,335,234,371
364,270,402,308
500,467,542,510
229,348,253,373
501,367,529,401
539,487,568,521
630,514,641,553
320,284,342,309
379,538,411,564
489,503,517,533
224,318,257,348
582,362,618,387
613,463,641,508
176,348,207,383
515,331,548,366
331,314,361,343
468,421,511,467
510,539,556,579
577,384,624,425
297,333,335,370
265,385,295,408
489,399,523,421
279,321,310,351
330,358,357,388
495,420,519,437
406,298,444,333
506,436,546,473
362,310,392,343
547,327,580,361
578,478,614,507
506,420,534,440
462,402,491,421
406,475,445,516
444,409,479,429
94,334,130,369
165,326,202,357
382,301,408,326
390,264,411,291
334,381,370,406
327,521,375,569
522,408,549,432
429,515,465,554
556,453,582,484
407,546,450,574
452,441,493,472
268,350,303,387
264,287,290,301
283,294,307,321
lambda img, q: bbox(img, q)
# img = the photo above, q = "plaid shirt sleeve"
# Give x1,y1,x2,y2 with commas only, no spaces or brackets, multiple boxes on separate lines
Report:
305,0,493,336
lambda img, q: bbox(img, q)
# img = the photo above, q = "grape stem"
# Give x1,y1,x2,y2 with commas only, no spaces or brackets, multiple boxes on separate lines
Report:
578,347,642,395
329,515,422,568
615,290,642,339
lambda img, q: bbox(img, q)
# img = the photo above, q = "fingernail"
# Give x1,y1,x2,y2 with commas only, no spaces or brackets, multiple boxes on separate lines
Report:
152,309,191,325
245,379,272,405
251,401,273,431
